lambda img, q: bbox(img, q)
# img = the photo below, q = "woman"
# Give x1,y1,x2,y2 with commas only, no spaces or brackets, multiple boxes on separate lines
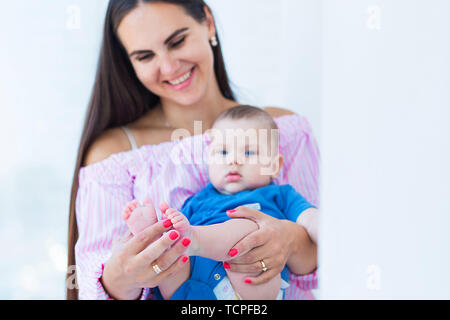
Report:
68,0,319,300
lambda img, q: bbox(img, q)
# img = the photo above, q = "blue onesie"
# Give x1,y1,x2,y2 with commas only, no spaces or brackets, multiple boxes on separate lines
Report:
155,181,315,300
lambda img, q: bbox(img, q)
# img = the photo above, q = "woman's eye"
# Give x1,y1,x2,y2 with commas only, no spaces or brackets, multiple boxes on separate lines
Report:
245,150,256,156
137,53,154,62
170,37,185,49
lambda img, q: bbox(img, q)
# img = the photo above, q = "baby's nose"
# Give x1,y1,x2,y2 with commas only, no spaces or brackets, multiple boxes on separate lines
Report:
227,152,245,165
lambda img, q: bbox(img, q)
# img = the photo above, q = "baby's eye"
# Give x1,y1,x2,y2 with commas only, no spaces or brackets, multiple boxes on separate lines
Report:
219,150,228,156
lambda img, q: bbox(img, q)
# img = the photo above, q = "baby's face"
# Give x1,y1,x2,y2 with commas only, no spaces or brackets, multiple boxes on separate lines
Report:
207,118,282,195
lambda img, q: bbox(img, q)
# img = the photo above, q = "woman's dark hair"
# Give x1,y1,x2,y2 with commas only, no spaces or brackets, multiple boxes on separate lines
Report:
67,0,235,300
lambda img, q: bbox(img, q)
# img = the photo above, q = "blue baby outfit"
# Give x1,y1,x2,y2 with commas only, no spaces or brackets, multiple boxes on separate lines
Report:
157,181,315,300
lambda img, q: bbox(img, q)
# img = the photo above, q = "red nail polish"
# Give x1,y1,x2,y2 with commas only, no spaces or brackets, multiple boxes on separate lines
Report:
163,220,172,228
244,278,252,284
169,231,179,240
226,209,237,214
228,248,238,257
223,262,230,269
182,256,189,263
181,238,191,247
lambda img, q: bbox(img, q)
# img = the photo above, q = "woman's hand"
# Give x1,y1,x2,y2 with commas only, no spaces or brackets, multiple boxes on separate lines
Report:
225,206,317,285
101,219,190,300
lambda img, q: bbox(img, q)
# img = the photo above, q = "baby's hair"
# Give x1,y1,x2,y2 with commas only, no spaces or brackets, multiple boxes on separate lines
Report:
214,105,278,130
212,105,280,154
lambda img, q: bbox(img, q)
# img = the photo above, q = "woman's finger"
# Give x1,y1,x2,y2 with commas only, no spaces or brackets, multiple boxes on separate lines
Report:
124,220,173,255
226,206,266,223
226,229,267,261
137,235,190,272
113,230,132,247
225,258,270,274
159,254,189,278
134,229,181,266
229,243,269,265
142,254,189,288
243,267,281,285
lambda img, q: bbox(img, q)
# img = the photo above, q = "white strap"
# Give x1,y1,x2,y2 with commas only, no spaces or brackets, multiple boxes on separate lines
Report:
121,126,138,150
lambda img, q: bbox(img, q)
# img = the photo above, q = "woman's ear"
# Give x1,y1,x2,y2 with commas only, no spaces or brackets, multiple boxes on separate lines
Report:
203,5,217,38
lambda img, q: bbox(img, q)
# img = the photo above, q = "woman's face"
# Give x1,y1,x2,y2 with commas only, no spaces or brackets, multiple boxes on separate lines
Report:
117,2,216,106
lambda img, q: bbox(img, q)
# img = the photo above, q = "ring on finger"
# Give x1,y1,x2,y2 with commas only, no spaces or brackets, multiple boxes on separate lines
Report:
260,259,268,272
152,262,163,275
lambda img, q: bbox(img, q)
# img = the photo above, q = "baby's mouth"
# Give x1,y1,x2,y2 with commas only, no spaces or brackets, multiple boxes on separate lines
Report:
226,171,241,182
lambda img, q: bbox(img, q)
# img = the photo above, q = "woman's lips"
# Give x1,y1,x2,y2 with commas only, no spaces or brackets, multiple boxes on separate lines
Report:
165,66,195,91
226,173,241,182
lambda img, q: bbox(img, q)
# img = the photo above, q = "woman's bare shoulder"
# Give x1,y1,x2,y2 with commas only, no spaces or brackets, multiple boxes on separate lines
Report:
263,106,296,118
84,127,130,166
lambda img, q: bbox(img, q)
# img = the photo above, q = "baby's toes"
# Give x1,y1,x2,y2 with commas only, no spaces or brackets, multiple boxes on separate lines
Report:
122,200,138,221
142,197,153,207
159,201,170,215
170,214,184,225
122,208,131,221
166,208,177,218
128,200,139,211
173,220,190,234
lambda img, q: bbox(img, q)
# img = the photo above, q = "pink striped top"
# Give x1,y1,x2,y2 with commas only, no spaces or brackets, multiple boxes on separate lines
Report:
75,114,320,300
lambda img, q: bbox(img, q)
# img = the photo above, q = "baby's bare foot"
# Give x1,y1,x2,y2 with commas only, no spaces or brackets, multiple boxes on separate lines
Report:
122,197,158,235
165,208,191,236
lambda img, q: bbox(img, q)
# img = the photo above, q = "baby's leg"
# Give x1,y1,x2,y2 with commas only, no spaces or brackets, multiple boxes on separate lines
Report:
165,209,255,260
122,197,158,235
165,209,282,299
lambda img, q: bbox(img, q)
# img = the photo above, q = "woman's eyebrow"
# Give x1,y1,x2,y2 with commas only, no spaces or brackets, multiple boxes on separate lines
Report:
164,27,188,45
128,27,189,58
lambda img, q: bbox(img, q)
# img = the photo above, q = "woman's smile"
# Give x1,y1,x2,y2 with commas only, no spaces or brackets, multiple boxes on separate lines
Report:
164,66,196,90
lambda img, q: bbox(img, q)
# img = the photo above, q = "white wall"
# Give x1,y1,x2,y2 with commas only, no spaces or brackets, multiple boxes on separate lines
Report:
319,0,450,299
0,0,107,299
208,0,322,140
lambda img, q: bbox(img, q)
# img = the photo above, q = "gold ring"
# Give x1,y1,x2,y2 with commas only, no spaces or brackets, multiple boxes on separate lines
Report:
152,263,162,275
260,260,268,272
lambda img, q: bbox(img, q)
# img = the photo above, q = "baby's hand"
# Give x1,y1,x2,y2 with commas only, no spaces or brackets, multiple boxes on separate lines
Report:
164,208,191,236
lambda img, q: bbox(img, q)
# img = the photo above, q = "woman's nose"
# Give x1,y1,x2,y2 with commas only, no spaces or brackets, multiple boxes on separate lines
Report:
159,53,180,76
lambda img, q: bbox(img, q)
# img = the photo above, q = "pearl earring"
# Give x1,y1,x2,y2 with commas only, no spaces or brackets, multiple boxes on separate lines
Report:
210,36,218,47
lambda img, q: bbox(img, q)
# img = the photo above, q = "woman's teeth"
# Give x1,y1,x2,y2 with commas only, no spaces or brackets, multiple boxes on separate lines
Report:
168,69,192,85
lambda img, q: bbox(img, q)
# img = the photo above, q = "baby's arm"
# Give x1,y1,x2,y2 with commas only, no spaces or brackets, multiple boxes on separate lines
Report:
296,207,318,244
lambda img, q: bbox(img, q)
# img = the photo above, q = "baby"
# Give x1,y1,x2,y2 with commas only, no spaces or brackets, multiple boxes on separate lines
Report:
122,105,318,300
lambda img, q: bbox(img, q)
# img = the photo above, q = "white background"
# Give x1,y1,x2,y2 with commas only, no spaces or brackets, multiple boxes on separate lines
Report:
1,0,449,299
320,0,450,299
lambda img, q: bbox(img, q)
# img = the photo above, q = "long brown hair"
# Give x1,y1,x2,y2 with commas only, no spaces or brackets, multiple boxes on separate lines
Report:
67,0,235,299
